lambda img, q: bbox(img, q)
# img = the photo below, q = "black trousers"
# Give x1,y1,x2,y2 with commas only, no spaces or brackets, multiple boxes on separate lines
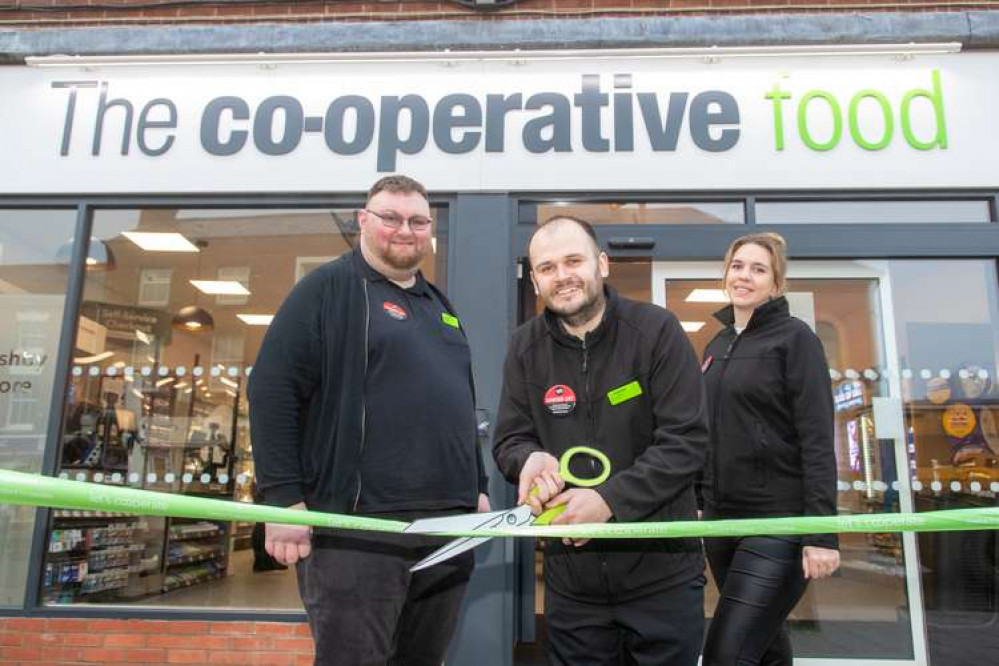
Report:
544,575,705,666
702,536,808,666
297,524,474,666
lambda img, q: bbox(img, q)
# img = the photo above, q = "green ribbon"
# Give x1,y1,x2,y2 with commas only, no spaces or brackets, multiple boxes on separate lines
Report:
2,469,998,539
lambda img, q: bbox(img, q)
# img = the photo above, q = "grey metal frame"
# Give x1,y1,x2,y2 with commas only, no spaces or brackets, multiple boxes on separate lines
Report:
516,191,999,262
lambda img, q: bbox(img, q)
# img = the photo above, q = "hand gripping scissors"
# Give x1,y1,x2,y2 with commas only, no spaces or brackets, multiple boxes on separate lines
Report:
405,446,611,571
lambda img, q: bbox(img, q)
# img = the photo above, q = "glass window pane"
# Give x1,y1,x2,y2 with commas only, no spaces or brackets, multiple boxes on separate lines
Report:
0,209,77,608
536,202,744,225
43,207,446,610
757,200,992,224
887,259,999,665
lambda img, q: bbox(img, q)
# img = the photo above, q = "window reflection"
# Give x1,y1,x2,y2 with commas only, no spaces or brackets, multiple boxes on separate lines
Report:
757,200,992,224
536,202,744,225
0,209,77,607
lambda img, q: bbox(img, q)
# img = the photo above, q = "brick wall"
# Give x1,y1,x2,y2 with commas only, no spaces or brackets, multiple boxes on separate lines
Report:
0,0,989,29
0,617,314,665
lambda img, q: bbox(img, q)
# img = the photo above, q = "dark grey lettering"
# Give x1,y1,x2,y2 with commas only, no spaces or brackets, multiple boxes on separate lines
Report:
638,92,688,151
201,96,250,156
574,74,609,152
324,95,375,155
433,94,482,154
253,96,304,156
378,95,430,172
613,74,634,152
523,93,571,154
137,99,177,157
689,91,740,152
93,82,134,156
485,93,523,153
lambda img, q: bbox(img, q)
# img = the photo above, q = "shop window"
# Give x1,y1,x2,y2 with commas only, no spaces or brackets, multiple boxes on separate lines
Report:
756,199,993,224
0,209,77,608
44,205,446,610
534,201,744,225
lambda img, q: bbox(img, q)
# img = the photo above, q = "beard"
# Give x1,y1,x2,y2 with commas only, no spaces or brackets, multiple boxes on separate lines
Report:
380,241,427,271
546,278,606,328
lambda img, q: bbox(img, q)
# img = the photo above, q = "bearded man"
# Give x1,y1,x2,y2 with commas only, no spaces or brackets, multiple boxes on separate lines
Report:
493,215,709,665
249,174,490,665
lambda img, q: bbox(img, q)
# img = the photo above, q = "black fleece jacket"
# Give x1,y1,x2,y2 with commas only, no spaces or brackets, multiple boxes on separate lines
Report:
701,296,839,550
248,248,488,516
493,287,709,601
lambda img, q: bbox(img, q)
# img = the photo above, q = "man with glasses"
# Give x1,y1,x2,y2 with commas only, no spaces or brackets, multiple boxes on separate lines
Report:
249,174,490,665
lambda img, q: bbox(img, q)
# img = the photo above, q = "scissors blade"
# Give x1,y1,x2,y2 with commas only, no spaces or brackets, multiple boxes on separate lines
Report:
408,505,535,572
405,505,533,535
410,536,493,572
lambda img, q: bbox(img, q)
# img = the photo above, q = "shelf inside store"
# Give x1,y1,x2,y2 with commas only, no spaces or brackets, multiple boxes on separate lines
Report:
168,521,222,541
162,564,224,592
167,550,225,567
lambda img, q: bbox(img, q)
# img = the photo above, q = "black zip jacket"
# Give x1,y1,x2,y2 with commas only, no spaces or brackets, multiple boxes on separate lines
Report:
248,248,488,515
701,296,839,550
493,287,708,602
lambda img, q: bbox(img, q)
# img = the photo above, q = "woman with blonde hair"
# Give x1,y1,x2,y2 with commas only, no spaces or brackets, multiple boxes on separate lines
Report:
700,232,840,665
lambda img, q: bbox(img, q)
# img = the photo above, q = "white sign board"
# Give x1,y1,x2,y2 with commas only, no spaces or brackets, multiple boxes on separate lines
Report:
1,52,997,193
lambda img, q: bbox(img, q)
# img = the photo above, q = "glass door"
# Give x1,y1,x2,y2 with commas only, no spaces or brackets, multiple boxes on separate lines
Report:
653,260,928,666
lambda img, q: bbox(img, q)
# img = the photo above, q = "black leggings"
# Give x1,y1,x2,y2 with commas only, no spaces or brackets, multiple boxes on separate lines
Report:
702,536,808,666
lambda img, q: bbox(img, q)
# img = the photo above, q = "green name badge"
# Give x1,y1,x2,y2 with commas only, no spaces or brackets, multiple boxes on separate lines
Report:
441,312,460,329
607,380,643,406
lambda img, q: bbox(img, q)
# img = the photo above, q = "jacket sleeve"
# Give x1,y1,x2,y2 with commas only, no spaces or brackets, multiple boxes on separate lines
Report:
597,315,709,522
492,338,544,484
787,324,840,550
247,270,324,508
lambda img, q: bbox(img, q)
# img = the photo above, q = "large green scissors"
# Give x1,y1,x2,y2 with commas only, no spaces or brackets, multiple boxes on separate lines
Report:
405,446,611,571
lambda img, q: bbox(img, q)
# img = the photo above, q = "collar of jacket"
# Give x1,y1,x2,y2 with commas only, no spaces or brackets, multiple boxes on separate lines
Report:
712,295,790,332
542,285,619,349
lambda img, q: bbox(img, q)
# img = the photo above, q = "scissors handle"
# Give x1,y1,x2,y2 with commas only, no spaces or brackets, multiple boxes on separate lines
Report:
527,446,611,526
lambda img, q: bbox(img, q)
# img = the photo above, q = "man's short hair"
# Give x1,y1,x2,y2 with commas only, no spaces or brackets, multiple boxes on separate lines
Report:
367,175,428,204
528,215,601,261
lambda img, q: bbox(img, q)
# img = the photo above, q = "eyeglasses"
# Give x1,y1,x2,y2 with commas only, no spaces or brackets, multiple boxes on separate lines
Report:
362,209,433,232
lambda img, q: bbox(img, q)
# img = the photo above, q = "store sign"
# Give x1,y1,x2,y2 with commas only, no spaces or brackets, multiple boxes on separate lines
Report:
0,53,997,192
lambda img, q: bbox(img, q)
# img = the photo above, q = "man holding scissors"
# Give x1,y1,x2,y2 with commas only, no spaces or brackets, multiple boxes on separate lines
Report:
249,175,489,665
493,216,709,665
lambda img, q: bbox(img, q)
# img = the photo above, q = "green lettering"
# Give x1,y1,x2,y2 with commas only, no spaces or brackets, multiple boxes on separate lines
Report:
901,69,948,150
849,90,894,151
798,91,842,152
765,83,792,151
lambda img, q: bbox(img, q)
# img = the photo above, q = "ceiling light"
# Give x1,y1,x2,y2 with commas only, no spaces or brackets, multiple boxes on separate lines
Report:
681,321,707,333
122,231,200,252
172,305,215,332
190,280,250,295
685,289,729,303
73,351,115,364
237,314,274,326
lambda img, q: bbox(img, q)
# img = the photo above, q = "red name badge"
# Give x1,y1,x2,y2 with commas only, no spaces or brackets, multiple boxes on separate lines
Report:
543,384,577,416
